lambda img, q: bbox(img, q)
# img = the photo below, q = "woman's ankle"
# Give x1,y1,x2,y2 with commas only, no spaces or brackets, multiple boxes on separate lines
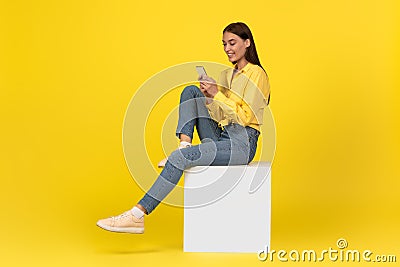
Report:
179,133,192,143
135,204,148,215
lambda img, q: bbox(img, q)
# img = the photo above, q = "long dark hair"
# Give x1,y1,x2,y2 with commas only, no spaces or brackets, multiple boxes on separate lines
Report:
223,22,264,71
223,22,270,104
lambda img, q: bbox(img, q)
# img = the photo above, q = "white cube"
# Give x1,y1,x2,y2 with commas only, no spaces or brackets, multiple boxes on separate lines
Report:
183,161,271,253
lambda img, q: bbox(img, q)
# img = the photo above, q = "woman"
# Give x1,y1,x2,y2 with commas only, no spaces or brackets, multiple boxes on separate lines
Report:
97,22,270,234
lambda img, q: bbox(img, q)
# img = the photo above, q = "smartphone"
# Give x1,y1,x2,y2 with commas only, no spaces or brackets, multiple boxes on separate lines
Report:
196,66,207,77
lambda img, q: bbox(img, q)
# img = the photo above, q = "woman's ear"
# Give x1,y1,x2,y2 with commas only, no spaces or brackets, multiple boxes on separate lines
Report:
245,39,250,48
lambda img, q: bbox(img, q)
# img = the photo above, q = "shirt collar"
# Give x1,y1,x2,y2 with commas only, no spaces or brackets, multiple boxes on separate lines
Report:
234,62,253,74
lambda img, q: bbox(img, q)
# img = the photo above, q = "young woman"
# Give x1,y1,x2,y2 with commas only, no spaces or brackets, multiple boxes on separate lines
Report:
97,22,271,234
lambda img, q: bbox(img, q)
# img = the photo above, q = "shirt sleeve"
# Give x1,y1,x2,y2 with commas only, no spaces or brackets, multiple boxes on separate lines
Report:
239,70,270,125
205,69,228,122
205,98,223,122
210,69,270,126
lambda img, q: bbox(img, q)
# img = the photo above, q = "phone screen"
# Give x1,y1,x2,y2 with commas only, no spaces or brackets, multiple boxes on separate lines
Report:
196,66,207,77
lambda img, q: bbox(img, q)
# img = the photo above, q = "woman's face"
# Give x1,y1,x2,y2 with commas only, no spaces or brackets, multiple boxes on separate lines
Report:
222,31,250,63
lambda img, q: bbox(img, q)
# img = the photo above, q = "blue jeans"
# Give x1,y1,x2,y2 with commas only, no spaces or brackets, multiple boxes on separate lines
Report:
138,85,260,214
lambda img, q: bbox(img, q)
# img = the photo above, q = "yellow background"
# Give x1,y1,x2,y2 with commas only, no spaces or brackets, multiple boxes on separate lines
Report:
1,0,399,266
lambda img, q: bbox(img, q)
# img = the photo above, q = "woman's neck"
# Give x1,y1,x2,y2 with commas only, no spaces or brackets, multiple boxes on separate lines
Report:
235,58,249,71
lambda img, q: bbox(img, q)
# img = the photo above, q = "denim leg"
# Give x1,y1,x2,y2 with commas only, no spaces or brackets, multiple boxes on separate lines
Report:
176,85,222,142
137,159,184,215
138,125,259,214
138,140,233,214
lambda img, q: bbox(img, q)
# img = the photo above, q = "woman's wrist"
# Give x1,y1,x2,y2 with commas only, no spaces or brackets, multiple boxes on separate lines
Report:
205,97,214,105
208,84,218,98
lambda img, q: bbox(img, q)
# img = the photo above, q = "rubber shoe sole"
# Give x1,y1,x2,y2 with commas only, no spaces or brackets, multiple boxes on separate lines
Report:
96,221,144,234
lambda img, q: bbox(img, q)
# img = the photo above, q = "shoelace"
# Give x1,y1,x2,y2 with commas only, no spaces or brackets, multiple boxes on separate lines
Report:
111,212,130,221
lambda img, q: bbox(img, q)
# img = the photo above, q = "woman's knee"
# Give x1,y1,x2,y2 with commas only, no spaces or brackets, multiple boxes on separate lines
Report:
181,85,201,99
167,149,187,170
168,147,201,170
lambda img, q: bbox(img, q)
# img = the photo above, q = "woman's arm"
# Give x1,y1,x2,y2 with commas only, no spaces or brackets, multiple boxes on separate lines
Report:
205,69,270,127
199,75,224,122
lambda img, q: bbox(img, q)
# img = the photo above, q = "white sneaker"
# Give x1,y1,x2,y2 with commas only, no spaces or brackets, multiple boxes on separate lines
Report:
96,211,144,234
157,142,192,168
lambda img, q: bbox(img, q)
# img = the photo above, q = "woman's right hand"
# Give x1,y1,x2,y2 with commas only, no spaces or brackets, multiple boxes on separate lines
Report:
198,75,211,97
198,75,215,104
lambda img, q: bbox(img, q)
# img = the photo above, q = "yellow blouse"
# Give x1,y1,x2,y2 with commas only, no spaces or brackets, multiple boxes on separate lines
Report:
206,62,270,131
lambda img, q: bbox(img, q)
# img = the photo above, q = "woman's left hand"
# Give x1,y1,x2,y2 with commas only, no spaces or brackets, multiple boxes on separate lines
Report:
199,75,218,98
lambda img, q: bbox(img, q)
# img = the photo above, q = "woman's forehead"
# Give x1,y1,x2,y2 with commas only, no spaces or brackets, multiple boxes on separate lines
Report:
222,31,241,42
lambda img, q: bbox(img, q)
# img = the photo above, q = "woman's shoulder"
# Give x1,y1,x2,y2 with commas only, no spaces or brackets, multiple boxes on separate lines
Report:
246,63,268,80
220,63,268,79
248,62,266,73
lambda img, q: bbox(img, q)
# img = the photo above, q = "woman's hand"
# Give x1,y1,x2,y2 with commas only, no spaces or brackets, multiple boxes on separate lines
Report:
198,75,218,104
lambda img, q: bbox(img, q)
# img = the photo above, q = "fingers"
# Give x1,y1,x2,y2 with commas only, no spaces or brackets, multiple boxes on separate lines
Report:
199,75,216,98
199,83,212,97
200,82,209,93
198,74,215,83
199,83,207,94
